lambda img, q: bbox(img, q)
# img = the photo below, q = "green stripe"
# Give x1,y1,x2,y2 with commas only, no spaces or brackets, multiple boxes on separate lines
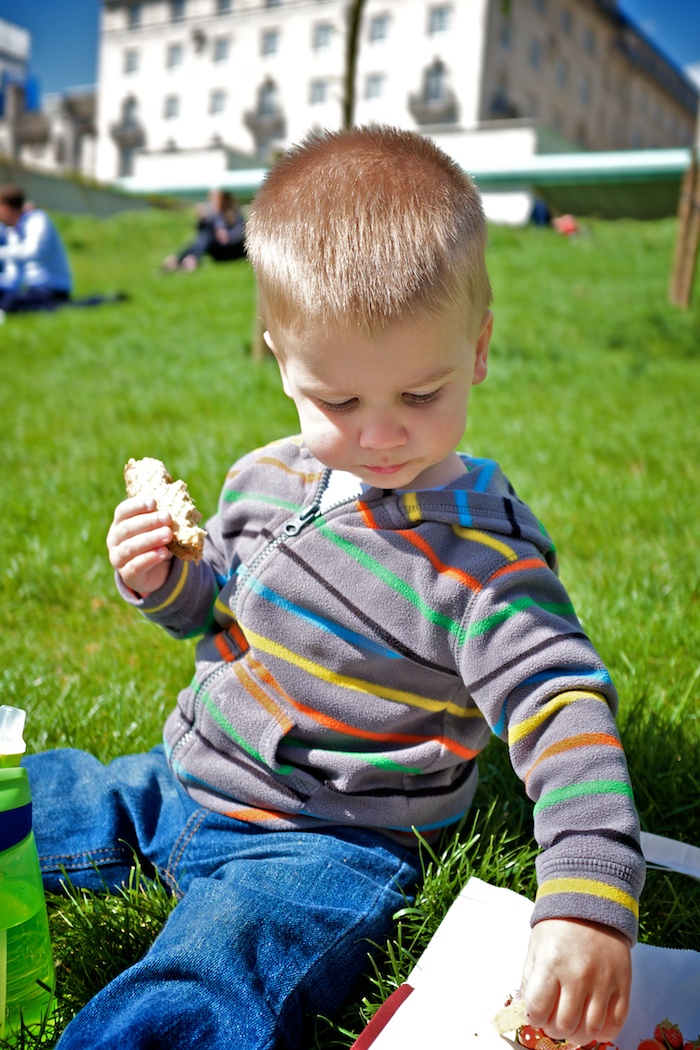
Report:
317,519,574,645
317,518,466,640
464,597,575,639
223,490,302,512
199,688,296,776
534,779,634,815
284,736,422,775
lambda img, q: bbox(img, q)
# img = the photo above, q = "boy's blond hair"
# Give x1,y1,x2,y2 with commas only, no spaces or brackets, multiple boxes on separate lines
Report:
245,125,492,338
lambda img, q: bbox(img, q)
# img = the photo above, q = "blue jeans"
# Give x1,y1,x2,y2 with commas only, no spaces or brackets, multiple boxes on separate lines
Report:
24,747,422,1050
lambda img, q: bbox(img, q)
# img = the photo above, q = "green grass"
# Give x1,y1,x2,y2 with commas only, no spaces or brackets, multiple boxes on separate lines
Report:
1,209,699,1047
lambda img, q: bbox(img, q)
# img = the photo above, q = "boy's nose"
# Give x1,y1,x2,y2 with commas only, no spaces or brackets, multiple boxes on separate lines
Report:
358,413,408,450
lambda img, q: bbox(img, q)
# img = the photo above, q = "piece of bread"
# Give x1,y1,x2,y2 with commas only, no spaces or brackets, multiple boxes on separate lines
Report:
124,457,206,563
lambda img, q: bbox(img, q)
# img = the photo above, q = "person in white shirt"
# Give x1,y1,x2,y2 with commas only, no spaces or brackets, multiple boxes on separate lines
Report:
0,184,73,315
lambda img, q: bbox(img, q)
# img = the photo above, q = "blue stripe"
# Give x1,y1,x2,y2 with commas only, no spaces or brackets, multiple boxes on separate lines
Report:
247,576,401,659
519,668,612,688
467,457,497,492
454,488,472,527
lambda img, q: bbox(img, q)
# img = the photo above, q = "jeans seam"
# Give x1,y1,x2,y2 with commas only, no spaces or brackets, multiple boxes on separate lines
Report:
38,845,134,869
164,807,209,894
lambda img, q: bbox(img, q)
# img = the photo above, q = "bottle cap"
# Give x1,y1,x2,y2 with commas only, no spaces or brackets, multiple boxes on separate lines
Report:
0,705,27,766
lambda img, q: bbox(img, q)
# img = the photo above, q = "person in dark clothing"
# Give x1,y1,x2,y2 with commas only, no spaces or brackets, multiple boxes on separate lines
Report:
162,189,246,272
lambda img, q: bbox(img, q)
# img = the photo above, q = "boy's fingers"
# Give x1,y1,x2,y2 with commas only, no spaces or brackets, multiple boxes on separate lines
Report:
109,527,173,570
114,495,158,521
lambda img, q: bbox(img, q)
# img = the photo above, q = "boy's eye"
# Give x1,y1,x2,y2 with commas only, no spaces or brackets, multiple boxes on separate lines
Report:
317,398,358,412
403,389,443,406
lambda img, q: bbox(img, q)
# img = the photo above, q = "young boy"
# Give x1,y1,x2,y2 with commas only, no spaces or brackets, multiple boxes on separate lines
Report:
28,126,644,1049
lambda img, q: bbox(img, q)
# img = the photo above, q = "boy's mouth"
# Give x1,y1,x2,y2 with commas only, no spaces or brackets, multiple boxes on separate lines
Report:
362,463,408,476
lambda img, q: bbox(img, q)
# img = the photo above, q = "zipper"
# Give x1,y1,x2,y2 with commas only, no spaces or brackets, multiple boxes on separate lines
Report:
170,662,230,764
171,468,362,766
234,468,332,590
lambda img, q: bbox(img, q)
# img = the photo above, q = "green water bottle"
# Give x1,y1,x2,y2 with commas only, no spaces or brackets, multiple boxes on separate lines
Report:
0,706,55,1042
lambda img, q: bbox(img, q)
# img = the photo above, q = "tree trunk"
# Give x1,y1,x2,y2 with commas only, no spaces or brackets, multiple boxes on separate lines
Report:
342,0,367,129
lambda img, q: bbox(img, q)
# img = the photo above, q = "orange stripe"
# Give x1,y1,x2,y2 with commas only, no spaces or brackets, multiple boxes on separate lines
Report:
357,500,379,529
228,621,249,652
233,661,293,732
525,732,622,787
357,501,481,591
489,557,547,581
214,632,237,663
248,655,479,762
225,806,291,822
399,529,482,592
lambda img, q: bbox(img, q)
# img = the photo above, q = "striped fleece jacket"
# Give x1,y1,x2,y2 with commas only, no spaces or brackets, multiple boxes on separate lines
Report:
120,437,645,942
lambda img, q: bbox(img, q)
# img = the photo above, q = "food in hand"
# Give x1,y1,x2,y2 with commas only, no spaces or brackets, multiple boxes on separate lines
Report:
124,457,206,563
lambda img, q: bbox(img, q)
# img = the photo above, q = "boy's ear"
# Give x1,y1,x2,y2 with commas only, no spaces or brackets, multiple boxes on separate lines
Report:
472,310,493,386
264,331,292,397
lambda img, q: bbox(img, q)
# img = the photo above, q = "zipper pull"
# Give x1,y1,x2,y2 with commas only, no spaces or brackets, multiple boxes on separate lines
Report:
283,504,320,537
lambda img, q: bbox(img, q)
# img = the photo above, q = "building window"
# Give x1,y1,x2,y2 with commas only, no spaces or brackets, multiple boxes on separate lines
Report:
580,72,591,105
309,79,328,105
167,43,184,68
217,0,232,12
583,26,596,55
122,97,138,127
259,80,279,116
500,20,512,50
128,3,142,28
533,0,547,12
555,58,568,88
124,49,139,74
261,29,279,55
529,38,542,71
119,147,136,176
364,72,385,99
171,0,185,21
210,89,226,114
368,14,390,42
213,37,229,61
265,0,282,7
560,7,572,34
425,60,447,102
312,23,332,50
427,5,451,35
164,94,180,119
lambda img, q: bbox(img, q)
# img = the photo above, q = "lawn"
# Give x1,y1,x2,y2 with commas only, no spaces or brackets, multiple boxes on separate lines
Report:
1,206,699,1047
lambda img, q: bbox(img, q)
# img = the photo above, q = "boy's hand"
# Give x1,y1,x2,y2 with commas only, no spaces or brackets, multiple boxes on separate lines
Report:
520,918,631,1046
107,496,174,597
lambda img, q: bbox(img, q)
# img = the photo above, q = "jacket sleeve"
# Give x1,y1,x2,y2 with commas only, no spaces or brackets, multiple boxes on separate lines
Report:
0,211,48,262
455,552,645,944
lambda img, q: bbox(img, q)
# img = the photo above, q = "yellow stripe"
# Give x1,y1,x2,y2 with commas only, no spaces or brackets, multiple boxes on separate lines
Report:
537,877,638,918
144,561,189,614
256,457,324,483
401,492,422,523
243,627,484,721
214,595,233,620
508,691,608,745
452,526,518,562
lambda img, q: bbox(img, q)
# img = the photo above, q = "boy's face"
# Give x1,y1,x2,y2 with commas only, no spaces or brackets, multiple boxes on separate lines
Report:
265,307,492,490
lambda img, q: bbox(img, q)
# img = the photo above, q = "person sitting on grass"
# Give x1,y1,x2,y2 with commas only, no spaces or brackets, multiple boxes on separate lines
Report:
161,188,246,272
0,184,72,315
25,125,644,1050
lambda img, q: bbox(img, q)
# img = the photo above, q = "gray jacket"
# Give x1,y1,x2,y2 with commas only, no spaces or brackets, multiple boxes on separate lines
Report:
122,437,645,941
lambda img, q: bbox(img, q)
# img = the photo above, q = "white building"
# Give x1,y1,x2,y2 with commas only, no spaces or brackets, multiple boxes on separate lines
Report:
96,0,698,198
0,16,97,177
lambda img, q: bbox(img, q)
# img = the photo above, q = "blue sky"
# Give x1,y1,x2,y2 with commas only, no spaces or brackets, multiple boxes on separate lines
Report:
0,0,698,97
